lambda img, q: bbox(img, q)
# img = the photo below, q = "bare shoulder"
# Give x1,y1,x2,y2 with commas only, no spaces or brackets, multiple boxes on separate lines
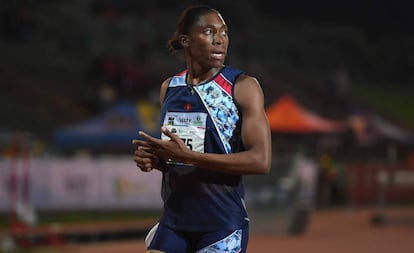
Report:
160,77,172,106
236,74,260,86
234,74,264,108
161,77,172,88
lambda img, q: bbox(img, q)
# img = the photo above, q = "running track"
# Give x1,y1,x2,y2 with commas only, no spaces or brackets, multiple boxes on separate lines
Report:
55,206,414,253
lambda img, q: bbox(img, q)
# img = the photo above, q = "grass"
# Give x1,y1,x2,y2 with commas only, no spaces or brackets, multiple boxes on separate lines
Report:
0,209,161,230
0,210,161,252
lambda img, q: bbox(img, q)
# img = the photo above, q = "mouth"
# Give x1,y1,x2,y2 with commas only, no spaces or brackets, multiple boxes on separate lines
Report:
211,51,226,60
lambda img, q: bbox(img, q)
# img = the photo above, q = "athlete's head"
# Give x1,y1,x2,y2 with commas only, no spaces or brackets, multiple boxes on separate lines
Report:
168,5,228,68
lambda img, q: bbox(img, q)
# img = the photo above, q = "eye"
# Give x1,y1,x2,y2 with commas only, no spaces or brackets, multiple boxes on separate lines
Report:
203,28,213,35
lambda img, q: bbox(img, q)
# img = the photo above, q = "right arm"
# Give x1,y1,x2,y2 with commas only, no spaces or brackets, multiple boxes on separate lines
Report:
159,78,170,106
132,78,170,172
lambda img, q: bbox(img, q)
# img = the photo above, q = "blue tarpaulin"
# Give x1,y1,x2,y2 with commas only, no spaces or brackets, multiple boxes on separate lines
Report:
54,101,160,153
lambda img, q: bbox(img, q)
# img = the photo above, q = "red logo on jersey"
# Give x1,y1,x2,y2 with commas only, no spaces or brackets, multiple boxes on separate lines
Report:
184,103,192,111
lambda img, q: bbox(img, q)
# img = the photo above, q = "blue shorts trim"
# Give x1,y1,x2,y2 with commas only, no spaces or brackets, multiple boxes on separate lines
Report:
146,223,249,253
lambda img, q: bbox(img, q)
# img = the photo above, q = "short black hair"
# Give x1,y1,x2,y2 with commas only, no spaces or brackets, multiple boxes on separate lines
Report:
167,5,220,54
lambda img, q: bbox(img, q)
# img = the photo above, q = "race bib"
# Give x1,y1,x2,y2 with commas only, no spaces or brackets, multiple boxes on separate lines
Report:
162,112,207,165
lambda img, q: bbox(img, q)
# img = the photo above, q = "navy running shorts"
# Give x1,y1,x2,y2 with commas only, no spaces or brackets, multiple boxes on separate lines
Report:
145,222,249,252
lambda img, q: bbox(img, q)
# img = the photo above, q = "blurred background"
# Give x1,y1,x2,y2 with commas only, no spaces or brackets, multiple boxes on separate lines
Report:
1,0,414,252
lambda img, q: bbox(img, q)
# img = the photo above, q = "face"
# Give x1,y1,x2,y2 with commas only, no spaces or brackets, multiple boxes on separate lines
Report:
183,11,229,69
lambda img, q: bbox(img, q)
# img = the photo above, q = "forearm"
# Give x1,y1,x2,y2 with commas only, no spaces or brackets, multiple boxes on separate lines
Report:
186,148,271,175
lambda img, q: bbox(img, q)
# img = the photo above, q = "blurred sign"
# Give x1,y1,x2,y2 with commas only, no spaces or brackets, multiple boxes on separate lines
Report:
0,157,163,212
346,163,414,204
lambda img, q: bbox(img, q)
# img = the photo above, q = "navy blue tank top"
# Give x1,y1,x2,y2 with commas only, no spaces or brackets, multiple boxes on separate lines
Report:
158,66,249,231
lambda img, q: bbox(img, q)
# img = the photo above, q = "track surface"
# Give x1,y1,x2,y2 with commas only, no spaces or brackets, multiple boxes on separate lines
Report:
6,207,414,253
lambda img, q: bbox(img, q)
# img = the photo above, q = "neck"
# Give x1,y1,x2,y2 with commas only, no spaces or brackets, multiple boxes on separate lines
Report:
186,66,222,85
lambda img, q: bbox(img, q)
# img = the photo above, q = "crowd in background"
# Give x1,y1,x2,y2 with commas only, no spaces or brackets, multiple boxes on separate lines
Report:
0,0,413,161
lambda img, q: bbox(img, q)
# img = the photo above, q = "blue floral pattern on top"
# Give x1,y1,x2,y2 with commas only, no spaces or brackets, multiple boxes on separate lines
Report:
196,229,242,253
194,79,239,154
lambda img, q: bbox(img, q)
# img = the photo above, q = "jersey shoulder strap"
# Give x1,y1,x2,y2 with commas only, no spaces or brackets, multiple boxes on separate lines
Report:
212,66,244,96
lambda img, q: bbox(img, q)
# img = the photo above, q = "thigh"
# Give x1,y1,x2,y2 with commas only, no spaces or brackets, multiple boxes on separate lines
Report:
195,224,249,253
145,223,188,253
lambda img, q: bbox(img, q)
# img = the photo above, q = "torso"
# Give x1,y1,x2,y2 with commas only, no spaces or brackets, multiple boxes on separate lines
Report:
158,66,249,231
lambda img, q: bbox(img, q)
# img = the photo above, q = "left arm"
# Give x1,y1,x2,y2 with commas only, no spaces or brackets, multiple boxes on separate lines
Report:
139,75,272,175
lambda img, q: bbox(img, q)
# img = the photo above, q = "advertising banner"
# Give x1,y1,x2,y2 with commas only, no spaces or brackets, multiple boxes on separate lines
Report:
0,157,163,212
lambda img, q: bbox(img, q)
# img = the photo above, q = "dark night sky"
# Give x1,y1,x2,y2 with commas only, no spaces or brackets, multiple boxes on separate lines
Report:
255,1,414,39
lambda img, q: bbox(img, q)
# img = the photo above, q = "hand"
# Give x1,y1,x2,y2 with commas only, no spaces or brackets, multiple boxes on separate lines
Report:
132,138,159,172
139,127,192,164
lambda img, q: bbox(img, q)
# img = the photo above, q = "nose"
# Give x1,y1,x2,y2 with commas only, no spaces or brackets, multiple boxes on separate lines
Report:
213,33,224,45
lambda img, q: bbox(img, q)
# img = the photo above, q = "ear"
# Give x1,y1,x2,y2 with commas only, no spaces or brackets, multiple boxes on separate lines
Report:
179,35,189,48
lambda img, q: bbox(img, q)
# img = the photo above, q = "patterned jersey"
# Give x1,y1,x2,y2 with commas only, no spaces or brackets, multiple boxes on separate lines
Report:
159,66,249,231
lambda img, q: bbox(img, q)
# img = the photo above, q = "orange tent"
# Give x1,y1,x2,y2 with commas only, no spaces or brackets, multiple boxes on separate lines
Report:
265,95,345,133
